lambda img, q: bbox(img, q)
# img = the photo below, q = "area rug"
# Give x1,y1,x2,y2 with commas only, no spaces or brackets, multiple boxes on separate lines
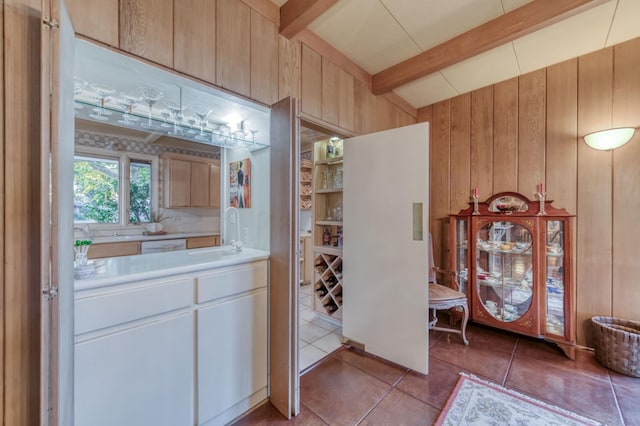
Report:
435,373,603,426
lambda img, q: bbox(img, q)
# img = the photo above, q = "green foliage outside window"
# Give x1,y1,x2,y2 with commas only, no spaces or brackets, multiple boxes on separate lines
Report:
74,157,119,223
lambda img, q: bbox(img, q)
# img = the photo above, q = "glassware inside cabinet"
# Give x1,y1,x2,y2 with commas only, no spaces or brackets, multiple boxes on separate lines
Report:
476,221,533,323
545,220,565,336
455,218,468,293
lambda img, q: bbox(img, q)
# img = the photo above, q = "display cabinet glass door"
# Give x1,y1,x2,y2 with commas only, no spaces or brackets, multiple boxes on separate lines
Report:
455,218,469,293
475,221,533,322
545,220,565,336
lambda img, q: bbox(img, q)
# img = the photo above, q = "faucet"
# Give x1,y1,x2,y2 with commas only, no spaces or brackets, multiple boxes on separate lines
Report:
224,207,243,251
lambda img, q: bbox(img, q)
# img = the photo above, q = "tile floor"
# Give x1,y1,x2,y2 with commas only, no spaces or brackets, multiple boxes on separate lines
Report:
234,323,639,425
299,283,343,372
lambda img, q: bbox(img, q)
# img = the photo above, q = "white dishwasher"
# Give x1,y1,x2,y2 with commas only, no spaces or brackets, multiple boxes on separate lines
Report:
140,239,187,254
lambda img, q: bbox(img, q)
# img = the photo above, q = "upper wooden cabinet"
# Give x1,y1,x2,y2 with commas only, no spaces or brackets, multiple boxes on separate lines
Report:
301,45,322,119
163,154,221,208
217,0,251,97
250,9,279,105
66,0,119,47
120,0,174,67
173,0,217,84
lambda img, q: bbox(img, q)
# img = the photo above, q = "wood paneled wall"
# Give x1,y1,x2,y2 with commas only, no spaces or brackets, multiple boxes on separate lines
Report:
64,0,414,135
420,37,640,347
1,0,416,423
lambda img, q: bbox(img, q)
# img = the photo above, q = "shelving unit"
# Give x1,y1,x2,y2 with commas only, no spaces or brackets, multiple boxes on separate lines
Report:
312,138,344,321
300,159,312,210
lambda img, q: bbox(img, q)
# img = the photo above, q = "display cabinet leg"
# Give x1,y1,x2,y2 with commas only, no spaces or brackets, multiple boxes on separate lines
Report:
555,342,576,360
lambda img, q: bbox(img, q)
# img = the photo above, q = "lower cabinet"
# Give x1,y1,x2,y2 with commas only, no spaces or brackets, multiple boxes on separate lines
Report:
75,313,195,426
197,290,268,425
74,260,268,426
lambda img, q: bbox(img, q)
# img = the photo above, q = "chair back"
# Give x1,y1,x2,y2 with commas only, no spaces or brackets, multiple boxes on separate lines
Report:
428,233,436,283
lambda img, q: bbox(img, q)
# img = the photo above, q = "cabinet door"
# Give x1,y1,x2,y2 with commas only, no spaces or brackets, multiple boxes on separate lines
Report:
66,0,119,46
209,163,221,208
190,161,211,207
173,0,216,84
166,158,191,208
87,241,140,259
119,0,174,67
75,313,194,426
197,290,268,424
217,0,251,97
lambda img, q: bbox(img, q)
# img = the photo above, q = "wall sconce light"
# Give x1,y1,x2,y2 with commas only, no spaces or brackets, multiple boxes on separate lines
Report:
583,127,636,150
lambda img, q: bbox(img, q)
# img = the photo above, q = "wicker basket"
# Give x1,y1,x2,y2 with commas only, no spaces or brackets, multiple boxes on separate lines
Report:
591,316,640,378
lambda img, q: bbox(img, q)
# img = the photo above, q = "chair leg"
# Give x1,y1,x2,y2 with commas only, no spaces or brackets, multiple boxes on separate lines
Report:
460,302,469,345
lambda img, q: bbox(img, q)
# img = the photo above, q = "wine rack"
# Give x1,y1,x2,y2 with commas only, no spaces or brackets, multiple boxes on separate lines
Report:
313,252,343,318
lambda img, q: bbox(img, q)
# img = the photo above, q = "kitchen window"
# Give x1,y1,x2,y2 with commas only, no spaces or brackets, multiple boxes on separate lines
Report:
74,147,158,227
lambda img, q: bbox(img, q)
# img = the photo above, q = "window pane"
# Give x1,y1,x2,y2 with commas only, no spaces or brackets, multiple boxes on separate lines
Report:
129,160,151,223
74,155,119,223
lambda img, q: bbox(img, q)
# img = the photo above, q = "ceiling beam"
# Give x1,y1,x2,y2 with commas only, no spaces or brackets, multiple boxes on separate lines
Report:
280,0,338,39
371,0,609,95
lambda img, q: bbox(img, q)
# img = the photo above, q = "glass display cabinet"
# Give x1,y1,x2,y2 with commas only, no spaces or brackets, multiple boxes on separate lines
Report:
450,192,575,358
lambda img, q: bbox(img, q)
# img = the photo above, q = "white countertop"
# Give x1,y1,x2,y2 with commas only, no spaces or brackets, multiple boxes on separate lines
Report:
87,231,220,244
75,247,269,291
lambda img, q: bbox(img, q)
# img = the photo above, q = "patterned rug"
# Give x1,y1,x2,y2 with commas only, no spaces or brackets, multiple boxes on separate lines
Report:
435,373,603,426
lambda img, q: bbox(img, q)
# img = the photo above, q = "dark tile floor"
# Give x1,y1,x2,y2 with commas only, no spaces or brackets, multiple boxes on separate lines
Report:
233,324,639,425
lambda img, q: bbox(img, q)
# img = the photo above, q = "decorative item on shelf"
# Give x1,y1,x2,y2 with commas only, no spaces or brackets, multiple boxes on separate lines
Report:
74,239,92,267
322,168,332,189
323,227,331,246
326,138,336,159
89,84,115,121
333,166,343,189
537,182,546,216
584,127,635,150
333,138,344,157
472,187,479,215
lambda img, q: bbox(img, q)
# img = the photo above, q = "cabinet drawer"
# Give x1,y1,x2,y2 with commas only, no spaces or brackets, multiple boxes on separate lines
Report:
88,241,140,259
186,235,220,249
196,261,267,303
75,278,193,334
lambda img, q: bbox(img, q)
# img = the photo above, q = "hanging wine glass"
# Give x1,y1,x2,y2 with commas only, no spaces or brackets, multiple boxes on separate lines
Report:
116,92,140,126
165,101,185,136
190,104,213,141
89,84,115,121
217,124,232,146
185,116,199,134
137,86,164,129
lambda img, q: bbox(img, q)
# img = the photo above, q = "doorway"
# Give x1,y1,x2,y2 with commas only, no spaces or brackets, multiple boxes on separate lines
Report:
298,124,344,372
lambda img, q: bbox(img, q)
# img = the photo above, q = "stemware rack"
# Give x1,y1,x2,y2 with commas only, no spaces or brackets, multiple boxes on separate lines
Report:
74,92,267,152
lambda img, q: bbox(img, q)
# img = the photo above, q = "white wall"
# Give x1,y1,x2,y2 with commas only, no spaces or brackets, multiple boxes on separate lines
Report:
222,148,270,251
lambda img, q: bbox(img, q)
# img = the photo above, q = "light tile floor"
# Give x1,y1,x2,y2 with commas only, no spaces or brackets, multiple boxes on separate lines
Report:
299,283,343,371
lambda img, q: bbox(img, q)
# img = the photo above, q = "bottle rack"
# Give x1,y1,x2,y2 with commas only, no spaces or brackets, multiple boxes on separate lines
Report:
313,251,343,318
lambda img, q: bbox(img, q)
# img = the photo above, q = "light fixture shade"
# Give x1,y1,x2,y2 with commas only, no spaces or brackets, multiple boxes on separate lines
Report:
584,127,635,150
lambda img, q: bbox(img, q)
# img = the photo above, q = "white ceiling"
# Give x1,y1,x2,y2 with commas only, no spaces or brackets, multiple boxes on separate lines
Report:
296,0,640,108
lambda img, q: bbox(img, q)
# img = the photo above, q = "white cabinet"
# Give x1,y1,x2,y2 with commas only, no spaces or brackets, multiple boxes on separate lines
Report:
74,259,269,426
197,291,268,425
75,312,194,426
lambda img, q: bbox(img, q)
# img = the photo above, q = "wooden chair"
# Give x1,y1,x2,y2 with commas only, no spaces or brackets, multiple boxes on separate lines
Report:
428,235,469,345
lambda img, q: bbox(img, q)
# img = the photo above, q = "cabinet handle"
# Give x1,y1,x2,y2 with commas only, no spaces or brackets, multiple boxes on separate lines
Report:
413,202,423,241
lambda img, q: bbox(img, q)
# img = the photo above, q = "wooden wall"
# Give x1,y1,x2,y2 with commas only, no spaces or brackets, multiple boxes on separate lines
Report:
1,0,416,423
420,37,640,347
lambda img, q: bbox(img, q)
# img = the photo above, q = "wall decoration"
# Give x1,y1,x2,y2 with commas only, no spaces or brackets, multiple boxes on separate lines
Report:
229,158,251,208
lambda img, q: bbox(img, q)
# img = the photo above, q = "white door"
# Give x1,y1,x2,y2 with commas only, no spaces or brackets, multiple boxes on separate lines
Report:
342,123,430,374
41,0,76,424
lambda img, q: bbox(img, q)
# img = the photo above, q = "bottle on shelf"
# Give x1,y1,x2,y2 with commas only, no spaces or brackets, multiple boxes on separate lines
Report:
323,227,331,245
323,299,338,313
314,283,328,297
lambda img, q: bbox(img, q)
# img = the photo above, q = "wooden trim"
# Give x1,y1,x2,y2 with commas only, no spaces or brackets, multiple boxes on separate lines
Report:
241,0,279,25
296,29,371,88
371,0,609,95
0,0,5,421
299,112,357,139
382,92,417,119
279,0,337,39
